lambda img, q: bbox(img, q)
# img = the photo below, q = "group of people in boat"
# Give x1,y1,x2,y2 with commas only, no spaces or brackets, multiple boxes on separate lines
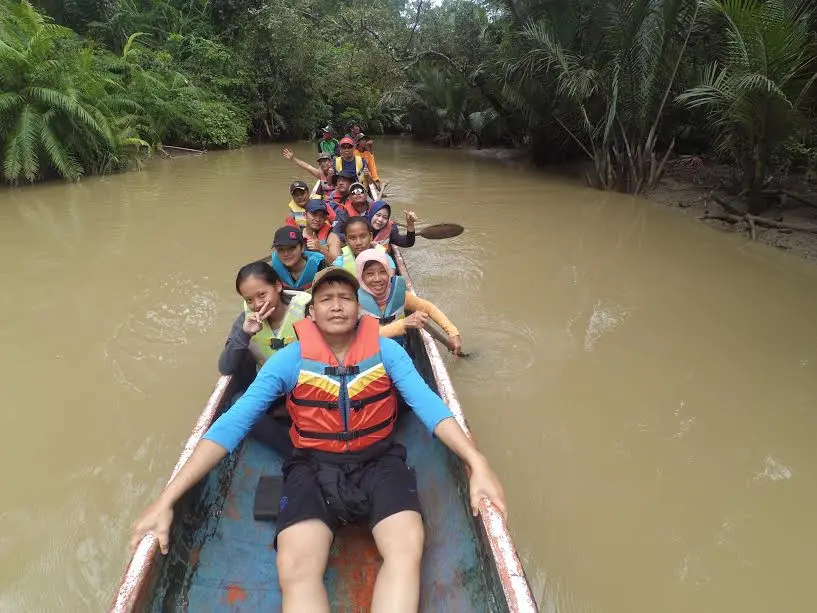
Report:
130,125,506,613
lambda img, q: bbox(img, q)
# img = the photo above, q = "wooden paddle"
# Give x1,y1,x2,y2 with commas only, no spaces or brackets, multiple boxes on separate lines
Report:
393,221,464,240
423,321,471,358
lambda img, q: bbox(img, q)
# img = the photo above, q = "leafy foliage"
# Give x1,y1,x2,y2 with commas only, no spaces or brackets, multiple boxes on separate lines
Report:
676,0,817,190
5,0,817,189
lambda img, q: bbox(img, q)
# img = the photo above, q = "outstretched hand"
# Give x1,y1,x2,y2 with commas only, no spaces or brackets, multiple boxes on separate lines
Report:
468,456,507,520
282,148,294,161
448,334,463,356
130,500,174,555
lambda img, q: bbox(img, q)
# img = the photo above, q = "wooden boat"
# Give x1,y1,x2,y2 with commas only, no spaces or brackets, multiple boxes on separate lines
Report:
112,248,537,612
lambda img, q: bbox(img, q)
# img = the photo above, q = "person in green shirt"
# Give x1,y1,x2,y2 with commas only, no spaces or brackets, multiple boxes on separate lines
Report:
318,126,339,156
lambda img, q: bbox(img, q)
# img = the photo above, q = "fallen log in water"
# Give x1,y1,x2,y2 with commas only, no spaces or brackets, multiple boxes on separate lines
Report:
699,212,817,239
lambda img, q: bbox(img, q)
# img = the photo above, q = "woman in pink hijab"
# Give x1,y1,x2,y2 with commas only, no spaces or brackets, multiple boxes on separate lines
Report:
355,249,463,354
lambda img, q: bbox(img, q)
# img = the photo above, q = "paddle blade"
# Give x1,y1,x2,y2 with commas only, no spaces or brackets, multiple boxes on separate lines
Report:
418,223,464,240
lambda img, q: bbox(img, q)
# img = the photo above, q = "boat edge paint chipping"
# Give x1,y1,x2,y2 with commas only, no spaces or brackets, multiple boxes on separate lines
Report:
393,247,538,613
111,375,233,613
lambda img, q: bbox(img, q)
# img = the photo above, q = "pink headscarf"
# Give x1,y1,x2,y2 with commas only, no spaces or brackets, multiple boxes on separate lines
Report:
355,249,394,305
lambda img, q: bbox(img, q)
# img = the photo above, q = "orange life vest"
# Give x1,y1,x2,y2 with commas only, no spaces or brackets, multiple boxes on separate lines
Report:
342,200,369,220
304,223,332,244
286,316,397,452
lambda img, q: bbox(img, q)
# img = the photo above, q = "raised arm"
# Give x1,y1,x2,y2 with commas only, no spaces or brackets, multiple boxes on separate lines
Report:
282,148,322,180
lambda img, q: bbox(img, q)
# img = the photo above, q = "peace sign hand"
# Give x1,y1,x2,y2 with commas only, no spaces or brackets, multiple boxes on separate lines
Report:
242,301,274,336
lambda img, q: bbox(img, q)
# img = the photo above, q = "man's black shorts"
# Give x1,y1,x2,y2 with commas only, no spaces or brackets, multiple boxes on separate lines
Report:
274,443,421,546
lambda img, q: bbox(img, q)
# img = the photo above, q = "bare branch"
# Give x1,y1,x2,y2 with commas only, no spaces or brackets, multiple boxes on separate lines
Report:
404,0,423,55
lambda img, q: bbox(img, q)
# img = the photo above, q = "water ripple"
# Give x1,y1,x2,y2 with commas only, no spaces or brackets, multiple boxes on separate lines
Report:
102,272,219,393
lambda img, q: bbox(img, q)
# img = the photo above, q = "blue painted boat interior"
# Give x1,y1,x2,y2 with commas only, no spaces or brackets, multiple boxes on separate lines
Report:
147,333,506,612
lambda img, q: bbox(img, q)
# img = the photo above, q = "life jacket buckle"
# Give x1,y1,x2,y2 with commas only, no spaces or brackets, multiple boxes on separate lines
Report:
337,431,359,442
269,338,288,350
324,366,360,376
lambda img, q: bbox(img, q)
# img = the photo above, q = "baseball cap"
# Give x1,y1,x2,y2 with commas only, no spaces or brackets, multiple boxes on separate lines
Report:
336,170,357,181
309,266,360,294
349,182,366,195
305,198,328,214
317,152,331,161
321,125,332,133
273,226,303,247
355,133,366,141
339,136,355,146
289,180,309,193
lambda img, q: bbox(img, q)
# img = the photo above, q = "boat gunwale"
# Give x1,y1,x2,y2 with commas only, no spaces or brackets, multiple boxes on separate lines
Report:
393,246,538,613
110,375,233,612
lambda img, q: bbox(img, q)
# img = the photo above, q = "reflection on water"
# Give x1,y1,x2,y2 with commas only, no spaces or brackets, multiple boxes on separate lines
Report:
1,139,817,611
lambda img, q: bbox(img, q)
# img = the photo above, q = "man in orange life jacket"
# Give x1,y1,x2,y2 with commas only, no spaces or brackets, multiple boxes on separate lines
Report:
129,267,507,613
326,170,356,213
333,181,371,231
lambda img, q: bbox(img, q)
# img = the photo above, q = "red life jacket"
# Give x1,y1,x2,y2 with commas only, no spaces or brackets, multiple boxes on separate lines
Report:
342,200,369,220
286,316,397,452
304,223,332,244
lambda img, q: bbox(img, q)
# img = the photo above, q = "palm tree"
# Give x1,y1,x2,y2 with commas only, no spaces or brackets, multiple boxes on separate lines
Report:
501,0,699,193
379,64,498,145
0,0,115,182
677,0,817,193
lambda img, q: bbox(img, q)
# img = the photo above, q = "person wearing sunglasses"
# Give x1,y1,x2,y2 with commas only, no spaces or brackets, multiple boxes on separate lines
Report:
332,182,372,238
333,136,369,186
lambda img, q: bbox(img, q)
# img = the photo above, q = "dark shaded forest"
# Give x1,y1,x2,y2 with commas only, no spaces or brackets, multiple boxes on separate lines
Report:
2,0,816,201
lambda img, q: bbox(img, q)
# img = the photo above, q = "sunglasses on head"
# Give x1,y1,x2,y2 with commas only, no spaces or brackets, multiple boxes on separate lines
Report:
350,187,365,195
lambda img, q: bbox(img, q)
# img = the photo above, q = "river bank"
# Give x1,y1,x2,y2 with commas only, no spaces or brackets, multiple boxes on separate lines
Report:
466,146,817,263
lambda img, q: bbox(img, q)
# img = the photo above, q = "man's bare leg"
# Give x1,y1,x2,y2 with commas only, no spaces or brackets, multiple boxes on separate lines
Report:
276,519,334,613
370,510,424,613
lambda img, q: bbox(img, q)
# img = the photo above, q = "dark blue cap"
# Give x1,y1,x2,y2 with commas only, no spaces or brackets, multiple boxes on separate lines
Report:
305,199,328,214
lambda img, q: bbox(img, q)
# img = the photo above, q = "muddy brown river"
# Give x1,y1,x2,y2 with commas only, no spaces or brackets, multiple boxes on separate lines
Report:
1,139,817,611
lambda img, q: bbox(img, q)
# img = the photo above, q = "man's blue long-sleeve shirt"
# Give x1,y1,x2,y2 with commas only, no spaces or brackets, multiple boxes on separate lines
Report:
205,338,453,453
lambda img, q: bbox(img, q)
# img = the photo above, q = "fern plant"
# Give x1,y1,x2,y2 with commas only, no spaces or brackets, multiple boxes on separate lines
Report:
0,0,118,183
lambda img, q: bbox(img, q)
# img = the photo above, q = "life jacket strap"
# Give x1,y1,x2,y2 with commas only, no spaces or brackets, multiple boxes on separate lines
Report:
288,388,392,411
294,413,395,442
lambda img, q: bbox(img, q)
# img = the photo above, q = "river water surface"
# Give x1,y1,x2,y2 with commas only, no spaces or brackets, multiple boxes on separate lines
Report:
2,139,817,612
